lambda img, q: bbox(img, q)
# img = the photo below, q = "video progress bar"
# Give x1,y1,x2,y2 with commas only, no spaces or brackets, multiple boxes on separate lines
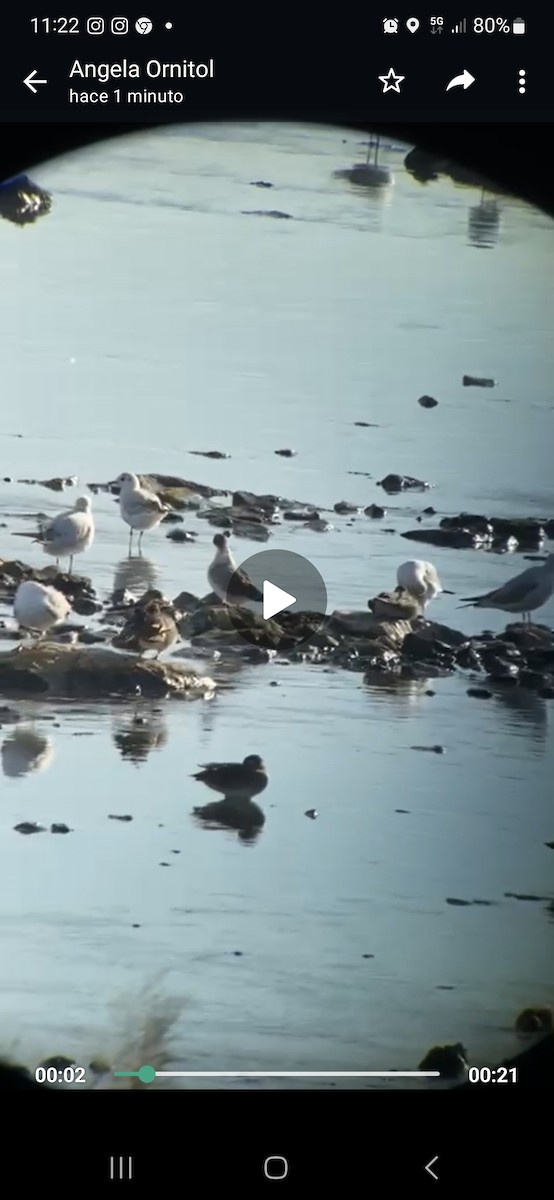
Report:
114,1068,440,1080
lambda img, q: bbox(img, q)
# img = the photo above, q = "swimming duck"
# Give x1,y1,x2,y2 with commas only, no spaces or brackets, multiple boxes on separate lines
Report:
191,753,268,799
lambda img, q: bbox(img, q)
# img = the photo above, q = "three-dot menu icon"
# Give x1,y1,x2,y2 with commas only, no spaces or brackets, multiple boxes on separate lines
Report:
518,69,526,94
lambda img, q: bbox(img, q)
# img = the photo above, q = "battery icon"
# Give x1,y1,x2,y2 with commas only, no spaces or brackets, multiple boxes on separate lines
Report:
513,17,525,34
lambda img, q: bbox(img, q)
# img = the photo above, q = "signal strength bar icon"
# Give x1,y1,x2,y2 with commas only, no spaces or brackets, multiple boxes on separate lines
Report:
452,18,467,33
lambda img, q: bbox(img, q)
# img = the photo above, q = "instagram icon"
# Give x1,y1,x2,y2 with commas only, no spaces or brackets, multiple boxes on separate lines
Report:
86,17,105,34
111,17,129,34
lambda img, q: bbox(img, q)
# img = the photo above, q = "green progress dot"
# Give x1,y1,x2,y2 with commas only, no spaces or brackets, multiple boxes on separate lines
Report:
138,1064,157,1084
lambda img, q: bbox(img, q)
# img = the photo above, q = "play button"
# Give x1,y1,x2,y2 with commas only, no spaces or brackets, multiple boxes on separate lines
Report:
263,580,296,620
225,547,328,652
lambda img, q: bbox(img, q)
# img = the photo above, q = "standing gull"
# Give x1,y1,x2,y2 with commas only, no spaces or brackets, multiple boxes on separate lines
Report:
16,496,94,575
460,554,554,623
13,580,71,636
396,560,447,608
208,534,263,606
112,473,170,555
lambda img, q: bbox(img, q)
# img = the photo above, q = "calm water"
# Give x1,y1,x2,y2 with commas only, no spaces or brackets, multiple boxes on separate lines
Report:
0,122,553,1086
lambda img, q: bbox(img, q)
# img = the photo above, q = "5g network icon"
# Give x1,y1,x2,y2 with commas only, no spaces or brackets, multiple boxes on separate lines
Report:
86,16,104,34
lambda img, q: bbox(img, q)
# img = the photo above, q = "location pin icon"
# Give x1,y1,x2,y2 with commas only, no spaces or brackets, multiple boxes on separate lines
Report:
406,17,419,32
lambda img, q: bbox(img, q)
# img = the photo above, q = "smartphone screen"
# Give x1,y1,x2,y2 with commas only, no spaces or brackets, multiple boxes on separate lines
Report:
0,7,551,1186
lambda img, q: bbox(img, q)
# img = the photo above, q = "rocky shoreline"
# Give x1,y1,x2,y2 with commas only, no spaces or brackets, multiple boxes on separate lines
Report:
1,552,553,699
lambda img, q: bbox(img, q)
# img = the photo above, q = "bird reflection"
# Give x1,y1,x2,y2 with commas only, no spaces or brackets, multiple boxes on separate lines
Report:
1,726,55,778
363,669,432,704
112,709,168,766
468,193,501,249
112,556,159,598
487,683,548,743
192,798,265,843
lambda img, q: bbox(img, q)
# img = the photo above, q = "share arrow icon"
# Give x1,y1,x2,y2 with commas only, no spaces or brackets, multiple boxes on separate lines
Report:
446,70,475,91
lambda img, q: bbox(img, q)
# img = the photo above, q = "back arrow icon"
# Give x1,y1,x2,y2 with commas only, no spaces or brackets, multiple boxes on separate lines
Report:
23,70,48,94
425,1155,439,1181
446,70,475,91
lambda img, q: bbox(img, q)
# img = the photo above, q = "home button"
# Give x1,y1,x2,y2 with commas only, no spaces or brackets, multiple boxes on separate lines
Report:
263,1155,289,1180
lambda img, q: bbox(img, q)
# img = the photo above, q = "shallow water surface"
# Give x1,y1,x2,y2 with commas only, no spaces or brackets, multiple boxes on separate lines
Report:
0,123,553,1086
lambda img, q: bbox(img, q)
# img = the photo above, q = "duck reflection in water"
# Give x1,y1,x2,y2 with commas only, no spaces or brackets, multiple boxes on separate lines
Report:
112,708,168,766
1,726,55,778
112,555,159,598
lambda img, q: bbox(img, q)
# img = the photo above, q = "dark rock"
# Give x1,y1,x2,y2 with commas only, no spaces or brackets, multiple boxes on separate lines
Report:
519,670,550,691
414,620,470,649
0,175,52,226
545,842,554,849
283,508,319,521
402,633,455,666
483,657,520,680
172,591,200,611
334,501,359,514
0,705,21,724
348,471,372,478
423,506,436,515
250,180,273,188
0,560,96,602
418,394,439,408
456,647,482,670
274,449,297,457
491,536,518,554
362,953,375,959
377,474,431,493
232,491,281,515
440,513,493,535
50,823,71,834
40,1055,75,1071
504,892,546,902
305,809,318,819
540,686,554,699
72,597,101,617
161,511,184,524
440,513,544,545
395,809,410,813
411,745,445,754
189,450,230,459
109,814,133,821
364,504,386,519
166,529,196,543
232,522,271,542
446,898,472,906
242,209,292,219
14,821,45,834
353,421,379,427
462,375,496,387
403,527,487,549
159,862,171,867
515,1007,553,1034
467,687,493,698
418,1043,468,1078
139,473,227,499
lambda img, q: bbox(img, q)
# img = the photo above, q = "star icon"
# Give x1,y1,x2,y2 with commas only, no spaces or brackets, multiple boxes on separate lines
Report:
378,67,405,94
